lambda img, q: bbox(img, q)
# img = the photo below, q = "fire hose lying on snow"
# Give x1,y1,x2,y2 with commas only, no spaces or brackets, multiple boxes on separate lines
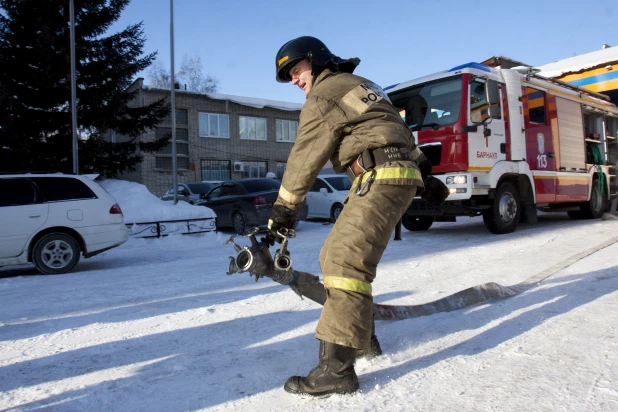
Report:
225,227,618,321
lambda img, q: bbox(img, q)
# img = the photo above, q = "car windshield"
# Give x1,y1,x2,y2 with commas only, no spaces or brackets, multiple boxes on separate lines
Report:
324,176,352,191
187,183,215,194
238,179,281,193
389,75,462,130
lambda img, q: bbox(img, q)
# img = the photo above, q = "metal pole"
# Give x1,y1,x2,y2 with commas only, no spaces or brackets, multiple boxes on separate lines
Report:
394,218,402,240
170,0,178,204
69,0,79,174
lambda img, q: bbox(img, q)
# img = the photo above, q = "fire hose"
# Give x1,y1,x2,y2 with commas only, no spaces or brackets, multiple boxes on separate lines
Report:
225,227,618,321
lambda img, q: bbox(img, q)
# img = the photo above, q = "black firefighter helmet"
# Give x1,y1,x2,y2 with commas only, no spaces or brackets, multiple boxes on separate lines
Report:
275,36,360,83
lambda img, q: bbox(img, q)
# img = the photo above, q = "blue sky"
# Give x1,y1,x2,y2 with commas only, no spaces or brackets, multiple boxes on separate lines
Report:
110,0,617,104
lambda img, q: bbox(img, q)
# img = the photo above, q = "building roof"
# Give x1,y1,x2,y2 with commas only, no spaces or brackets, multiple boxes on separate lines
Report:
135,77,304,112
537,46,618,78
198,91,303,112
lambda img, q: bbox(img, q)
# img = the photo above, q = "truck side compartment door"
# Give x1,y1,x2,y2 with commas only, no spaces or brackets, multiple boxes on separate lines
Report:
523,86,556,203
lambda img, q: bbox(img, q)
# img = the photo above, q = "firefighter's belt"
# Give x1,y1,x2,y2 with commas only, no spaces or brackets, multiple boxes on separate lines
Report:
347,145,413,178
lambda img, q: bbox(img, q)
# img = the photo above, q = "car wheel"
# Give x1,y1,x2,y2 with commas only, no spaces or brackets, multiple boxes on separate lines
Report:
401,215,434,231
32,233,81,274
232,212,247,235
482,182,520,234
330,203,344,223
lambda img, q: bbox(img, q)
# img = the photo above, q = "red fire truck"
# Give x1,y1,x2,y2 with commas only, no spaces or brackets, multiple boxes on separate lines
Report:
386,63,618,234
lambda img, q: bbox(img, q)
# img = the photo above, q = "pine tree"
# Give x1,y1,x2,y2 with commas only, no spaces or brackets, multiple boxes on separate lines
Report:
0,0,170,176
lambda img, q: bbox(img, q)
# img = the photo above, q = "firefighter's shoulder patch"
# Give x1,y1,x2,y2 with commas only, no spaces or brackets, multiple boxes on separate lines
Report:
341,82,391,115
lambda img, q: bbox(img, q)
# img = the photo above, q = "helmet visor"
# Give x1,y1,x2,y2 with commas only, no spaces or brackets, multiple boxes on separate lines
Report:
276,56,304,83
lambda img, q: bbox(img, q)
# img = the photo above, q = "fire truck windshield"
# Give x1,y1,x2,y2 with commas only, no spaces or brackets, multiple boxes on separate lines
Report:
389,76,462,131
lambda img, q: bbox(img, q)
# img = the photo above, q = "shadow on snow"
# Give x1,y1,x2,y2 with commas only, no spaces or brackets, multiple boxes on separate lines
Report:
2,266,617,410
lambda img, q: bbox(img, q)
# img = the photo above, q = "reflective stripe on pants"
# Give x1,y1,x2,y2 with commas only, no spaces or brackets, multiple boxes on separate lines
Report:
315,183,417,349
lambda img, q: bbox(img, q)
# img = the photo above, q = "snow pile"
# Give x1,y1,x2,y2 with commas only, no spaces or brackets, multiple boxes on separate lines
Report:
204,92,303,111
537,46,618,78
98,179,216,223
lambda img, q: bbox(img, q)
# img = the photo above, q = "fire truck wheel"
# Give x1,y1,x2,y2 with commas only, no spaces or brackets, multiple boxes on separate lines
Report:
580,180,607,219
567,210,584,219
483,182,521,234
401,215,434,231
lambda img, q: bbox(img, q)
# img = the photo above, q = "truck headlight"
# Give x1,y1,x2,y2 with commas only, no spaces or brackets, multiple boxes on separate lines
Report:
446,175,467,184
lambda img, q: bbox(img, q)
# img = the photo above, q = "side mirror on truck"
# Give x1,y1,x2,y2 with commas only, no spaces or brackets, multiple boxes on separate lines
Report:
470,78,501,127
486,79,501,120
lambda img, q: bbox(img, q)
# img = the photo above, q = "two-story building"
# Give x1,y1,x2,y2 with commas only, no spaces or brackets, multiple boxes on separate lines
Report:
116,78,303,196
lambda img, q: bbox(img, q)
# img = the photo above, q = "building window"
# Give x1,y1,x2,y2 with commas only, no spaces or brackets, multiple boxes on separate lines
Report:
154,127,189,169
155,128,189,155
276,120,298,142
239,116,267,140
526,87,546,125
161,108,188,125
243,161,268,178
155,127,188,141
276,162,286,179
201,160,231,181
155,109,189,171
155,156,189,170
199,112,229,138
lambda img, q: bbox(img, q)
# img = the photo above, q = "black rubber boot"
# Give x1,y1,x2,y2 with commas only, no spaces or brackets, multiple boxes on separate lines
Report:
284,340,359,397
356,317,383,359
356,334,383,359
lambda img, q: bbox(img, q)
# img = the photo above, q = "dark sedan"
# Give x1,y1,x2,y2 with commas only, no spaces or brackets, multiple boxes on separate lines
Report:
198,178,308,234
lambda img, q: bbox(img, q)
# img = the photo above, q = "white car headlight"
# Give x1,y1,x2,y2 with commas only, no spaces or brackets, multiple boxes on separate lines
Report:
446,175,467,184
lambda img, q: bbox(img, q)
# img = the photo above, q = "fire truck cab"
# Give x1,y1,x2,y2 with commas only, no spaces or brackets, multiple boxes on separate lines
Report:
386,62,618,234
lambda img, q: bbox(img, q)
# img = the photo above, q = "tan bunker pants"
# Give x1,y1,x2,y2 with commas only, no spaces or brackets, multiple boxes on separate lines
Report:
315,183,416,349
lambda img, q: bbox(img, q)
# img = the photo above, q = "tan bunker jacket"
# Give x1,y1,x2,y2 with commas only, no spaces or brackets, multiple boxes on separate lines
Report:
276,69,426,210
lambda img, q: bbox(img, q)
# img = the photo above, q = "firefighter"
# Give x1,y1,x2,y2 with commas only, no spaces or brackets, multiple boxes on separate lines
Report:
267,36,448,397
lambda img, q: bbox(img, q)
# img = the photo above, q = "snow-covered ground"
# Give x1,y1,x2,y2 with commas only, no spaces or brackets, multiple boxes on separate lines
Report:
1,181,617,411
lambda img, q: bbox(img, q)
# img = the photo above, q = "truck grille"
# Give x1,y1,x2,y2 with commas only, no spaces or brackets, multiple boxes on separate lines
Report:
419,144,441,166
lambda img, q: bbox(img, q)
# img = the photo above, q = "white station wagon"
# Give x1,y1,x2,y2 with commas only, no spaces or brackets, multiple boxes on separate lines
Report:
0,173,128,274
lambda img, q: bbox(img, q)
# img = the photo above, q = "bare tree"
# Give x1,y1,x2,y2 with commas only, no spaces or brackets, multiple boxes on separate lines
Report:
148,60,172,89
148,52,219,93
179,53,219,93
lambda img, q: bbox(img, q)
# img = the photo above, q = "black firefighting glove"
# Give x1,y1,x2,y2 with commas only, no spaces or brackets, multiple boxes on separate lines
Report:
420,176,450,207
265,204,297,245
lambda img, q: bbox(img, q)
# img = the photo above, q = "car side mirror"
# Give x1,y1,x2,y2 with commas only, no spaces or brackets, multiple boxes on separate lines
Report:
319,188,328,194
